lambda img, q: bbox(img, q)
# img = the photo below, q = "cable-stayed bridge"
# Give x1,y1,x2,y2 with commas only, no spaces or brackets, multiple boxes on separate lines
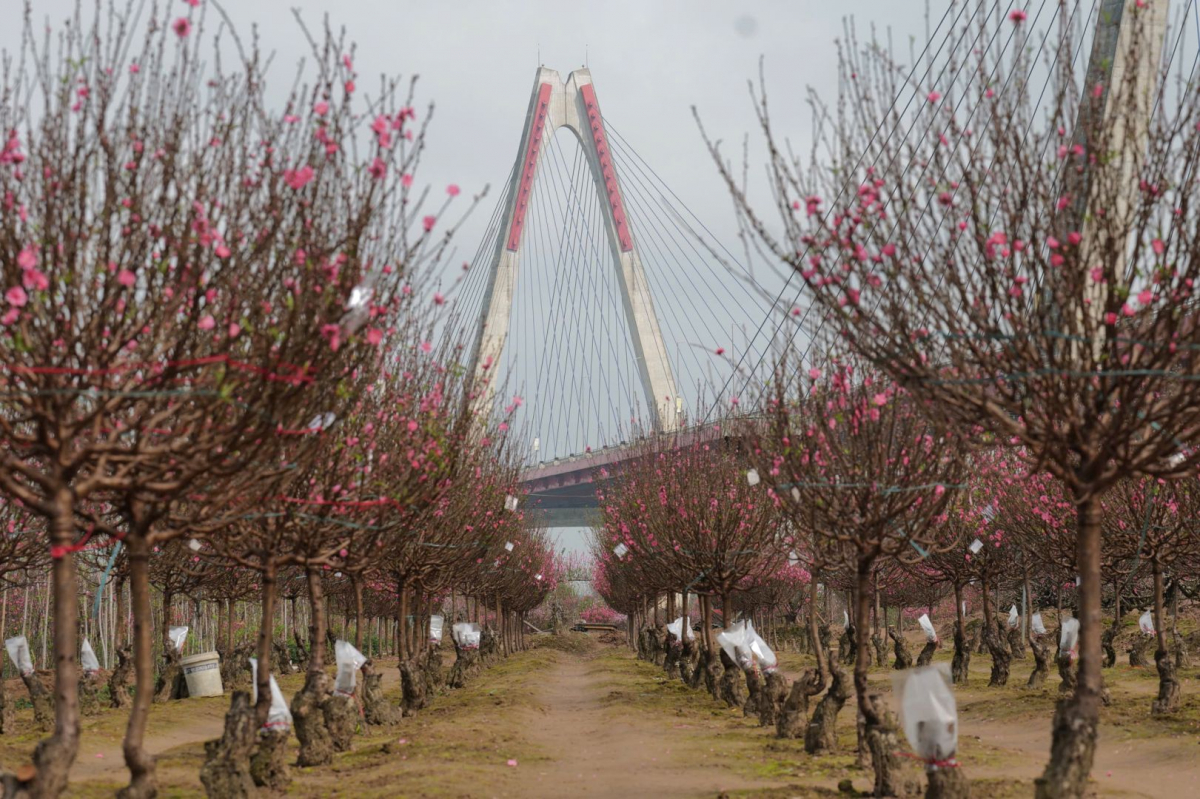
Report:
447,0,1188,528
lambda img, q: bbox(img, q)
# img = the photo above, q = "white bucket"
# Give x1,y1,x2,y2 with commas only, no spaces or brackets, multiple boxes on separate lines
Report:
181,651,223,697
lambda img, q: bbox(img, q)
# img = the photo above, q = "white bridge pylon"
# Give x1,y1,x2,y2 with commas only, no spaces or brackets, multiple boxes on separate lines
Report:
468,67,681,434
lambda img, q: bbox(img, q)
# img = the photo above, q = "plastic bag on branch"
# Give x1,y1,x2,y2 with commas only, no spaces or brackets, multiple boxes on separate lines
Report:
1032,613,1047,635
895,663,959,766
745,620,777,673
452,622,482,650
168,626,189,653
843,609,850,630
81,639,101,674
666,616,695,642
4,635,33,676
249,657,293,731
333,640,367,697
430,615,445,645
1060,618,1080,661
717,621,748,665
918,613,938,643
1138,610,1154,635
1007,606,1019,629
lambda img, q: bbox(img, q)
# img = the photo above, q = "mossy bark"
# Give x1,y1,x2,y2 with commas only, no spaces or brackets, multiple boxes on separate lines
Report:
20,672,54,732
984,624,1010,687
702,647,724,702
926,764,971,798
362,660,398,725
291,671,334,767
78,672,102,718
758,671,788,728
153,649,186,703
951,625,971,685
1128,634,1151,668
322,693,357,752
249,728,291,791
399,658,429,716
742,664,763,718
199,692,256,799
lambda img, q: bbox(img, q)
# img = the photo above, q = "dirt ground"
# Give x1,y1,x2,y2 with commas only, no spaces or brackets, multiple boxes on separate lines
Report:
0,633,1196,797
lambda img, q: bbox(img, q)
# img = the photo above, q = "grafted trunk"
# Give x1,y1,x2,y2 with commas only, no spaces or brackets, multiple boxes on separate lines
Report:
804,661,848,754
917,639,937,667
663,632,682,679
1008,625,1027,659
400,657,429,716
758,670,788,728
249,728,291,791
702,647,724,701
1101,626,1117,668
888,627,913,670
717,649,744,708
856,564,909,797
1150,563,1179,715
926,765,971,799
681,636,702,688
291,566,334,767
0,672,13,734
1036,494,1102,799
108,646,133,708
951,592,971,685
984,624,1011,687
1172,629,1189,670
199,691,256,799
20,672,54,731
322,692,356,752
362,660,397,724
78,671,101,718
742,664,763,718
839,623,856,666
1129,634,1151,668
872,632,888,668
1027,633,1050,690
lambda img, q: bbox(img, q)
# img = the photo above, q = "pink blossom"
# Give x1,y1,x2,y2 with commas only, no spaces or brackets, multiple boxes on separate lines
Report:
16,246,36,270
1,308,18,325
284,165,314,190
184,0,201,6
506,759,518,767
715,347,725,355
808,368,821,380
228,323,241,338
5,286,27,307
927,91,941,103
433,293,445,305
22,269,48,292
117,269,136,287
1009,9,1027,23
215,245,231,259
873,393,887,406
446,184,461,197
419,340,432,353
1138,289,1154,305
368,158,387,180
1151,238,1165,255
344,80,356,94
401,173,414,188
314,101,329,116
198,315,215,331
366,328,383,346
423,215,436,232
172,17,191,37
321,324,342,351
129,63,140,74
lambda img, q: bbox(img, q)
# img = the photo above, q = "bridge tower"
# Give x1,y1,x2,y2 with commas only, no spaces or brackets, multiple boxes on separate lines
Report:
467,68,681,433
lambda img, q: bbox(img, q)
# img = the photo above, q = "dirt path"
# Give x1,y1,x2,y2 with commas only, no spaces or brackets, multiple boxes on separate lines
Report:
518,652,780,798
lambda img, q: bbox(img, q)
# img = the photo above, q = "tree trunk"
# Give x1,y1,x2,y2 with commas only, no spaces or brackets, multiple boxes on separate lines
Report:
199,691,256,799
951,583,970,684
28,493,83,799
353,576,364,651
856,562,905,797
758,670,788,728
1037,493,1103,799
291,566,334,767
717,649,744,708
253,560,279,730
1028,632,1050,690
888,627,913,670
363,659,398,724
1150,562,1179,715
119,535,156,799
804,661,848,754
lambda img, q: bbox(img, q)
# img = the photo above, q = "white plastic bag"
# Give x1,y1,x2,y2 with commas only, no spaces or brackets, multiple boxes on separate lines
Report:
746,468,761,486
168,626,189,653
249,658,293,731
968,538,983,554
333,639,367,696
80,639,101,674
452,622,482,649
716,621,748,666
1138,610,1154,636
1060,618,1080,660
896,664,958,765
745,620,778,672
1007,605,1019,629
918,613,938,643
429,614,445,645
843,609,850,630
4,635,33,676
666,616,695,642
1031,612,1047,635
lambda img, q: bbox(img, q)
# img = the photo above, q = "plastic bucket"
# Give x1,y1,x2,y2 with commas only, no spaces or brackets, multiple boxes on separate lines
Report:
181,651,223,697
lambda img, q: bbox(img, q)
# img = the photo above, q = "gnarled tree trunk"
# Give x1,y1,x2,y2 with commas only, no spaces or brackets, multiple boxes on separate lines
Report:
888,627,913,670
1027,633,1050,690
1150,563,1179,715
199,691,256,799
804,662,848,754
